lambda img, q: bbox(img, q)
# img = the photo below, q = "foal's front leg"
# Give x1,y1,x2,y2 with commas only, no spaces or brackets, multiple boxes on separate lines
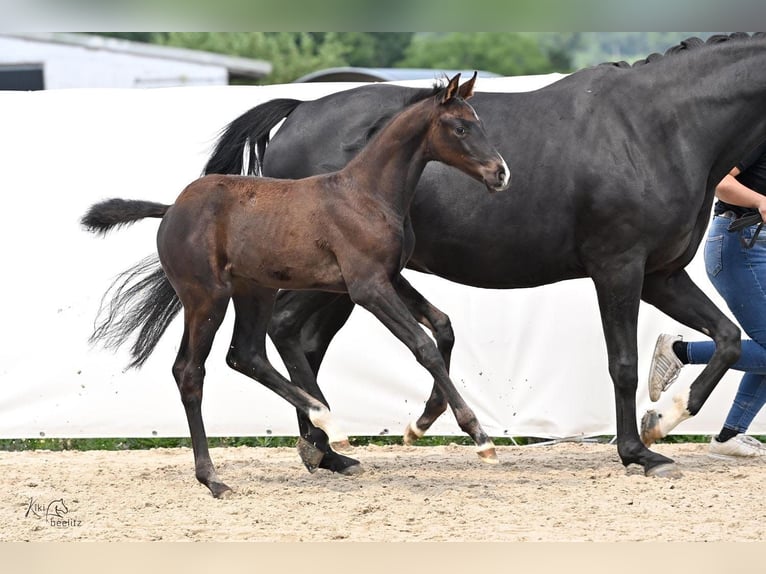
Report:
348,274,497,463
391,275,454,446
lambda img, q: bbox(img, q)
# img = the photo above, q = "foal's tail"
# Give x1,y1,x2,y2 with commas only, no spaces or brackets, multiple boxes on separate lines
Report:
82,198,181,369
81,198,169,235
203,98,303,176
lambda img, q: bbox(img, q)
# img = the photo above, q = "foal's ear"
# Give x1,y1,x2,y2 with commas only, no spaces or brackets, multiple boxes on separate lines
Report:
441,73,461,103
458,71,477,100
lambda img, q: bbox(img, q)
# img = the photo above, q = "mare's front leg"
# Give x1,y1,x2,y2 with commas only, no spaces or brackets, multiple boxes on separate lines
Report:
590,262,679,477
270,290,362,475
348,274,497,463
639,269,741,444
390,275,455,446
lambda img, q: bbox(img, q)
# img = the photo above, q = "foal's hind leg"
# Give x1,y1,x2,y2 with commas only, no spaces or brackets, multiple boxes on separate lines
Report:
639,269,740,445
348,275,497,463
391,275,455,446
173,293,232,498
226,290,349,453
270,290,361,474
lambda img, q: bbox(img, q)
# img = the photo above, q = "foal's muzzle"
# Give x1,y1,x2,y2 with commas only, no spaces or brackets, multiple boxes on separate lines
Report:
484,158,511,193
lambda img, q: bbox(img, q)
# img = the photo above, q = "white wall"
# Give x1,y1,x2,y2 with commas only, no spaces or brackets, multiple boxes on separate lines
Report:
0,36,228,88
0,75,761,440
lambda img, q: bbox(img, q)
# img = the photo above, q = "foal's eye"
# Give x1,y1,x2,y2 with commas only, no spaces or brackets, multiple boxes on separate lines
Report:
454,126,466,136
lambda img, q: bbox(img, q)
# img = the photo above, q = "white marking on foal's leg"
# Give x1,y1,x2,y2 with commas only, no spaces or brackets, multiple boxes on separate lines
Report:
308,407,347,445
657,387,692,437
476,440,499,464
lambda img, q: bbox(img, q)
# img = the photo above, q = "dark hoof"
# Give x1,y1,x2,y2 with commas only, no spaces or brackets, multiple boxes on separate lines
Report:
319,449,363,476
640,409,664,446
297,437,325,473
338,462,365,476
209,481,233,499
645,463,682,479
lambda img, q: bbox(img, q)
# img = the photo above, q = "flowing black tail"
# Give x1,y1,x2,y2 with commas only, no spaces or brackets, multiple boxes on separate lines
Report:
82,198,181,369
203,98,303,176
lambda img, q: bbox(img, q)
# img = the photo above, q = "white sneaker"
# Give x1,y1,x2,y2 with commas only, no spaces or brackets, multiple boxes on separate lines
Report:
708,434,766,460
648,334,683,402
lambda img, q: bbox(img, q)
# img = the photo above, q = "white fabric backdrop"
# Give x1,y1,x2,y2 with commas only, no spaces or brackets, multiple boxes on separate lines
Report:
1,74,762,439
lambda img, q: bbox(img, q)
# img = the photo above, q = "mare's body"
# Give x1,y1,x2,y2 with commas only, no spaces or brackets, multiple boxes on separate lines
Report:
204,33,766,476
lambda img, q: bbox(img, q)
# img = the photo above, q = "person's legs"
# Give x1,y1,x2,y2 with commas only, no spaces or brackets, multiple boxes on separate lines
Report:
648,215,766,455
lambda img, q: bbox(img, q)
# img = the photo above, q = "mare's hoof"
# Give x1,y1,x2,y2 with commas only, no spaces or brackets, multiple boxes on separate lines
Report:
296,437,325,473
477,446,499,464
645,463,682,479
330,439,354,454
321,451,364,475
338,463,365,476
210,482,233,499
640,409,664,446
403,422,423,446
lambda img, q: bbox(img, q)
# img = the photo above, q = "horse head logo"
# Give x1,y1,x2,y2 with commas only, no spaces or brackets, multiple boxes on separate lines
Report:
46,498,69,519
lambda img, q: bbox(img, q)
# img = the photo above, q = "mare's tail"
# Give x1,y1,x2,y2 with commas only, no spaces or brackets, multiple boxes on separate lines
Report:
81,198,181,369
203,98,303,176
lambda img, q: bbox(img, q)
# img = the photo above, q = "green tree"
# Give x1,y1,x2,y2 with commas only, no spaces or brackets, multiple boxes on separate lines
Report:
307,33,414,67
152,32,351,84
96,33,417,84
398,33,568,76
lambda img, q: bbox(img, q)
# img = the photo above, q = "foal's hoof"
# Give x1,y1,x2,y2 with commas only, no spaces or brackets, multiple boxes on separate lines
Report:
403,422,424,446
297,437,326,473
477,445,499,464
330,439,354,454
640,410,664,446
645,463,682,479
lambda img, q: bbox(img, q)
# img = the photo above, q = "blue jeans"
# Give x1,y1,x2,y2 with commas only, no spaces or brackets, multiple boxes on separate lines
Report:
685,215,766,433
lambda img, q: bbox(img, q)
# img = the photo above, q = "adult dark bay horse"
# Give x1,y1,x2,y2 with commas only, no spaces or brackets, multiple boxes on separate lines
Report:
203,33,766,478
82,74,510,497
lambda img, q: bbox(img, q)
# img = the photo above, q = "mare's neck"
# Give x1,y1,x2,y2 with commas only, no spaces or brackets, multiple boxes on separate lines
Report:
342,101,433,218
642,40,766,183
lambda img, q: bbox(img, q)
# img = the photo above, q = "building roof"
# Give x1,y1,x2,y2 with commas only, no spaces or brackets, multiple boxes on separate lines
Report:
2,33,272,80
294,67,500,83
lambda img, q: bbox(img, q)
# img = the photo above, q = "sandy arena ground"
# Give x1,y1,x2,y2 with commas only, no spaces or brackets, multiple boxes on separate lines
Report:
3,442,766,542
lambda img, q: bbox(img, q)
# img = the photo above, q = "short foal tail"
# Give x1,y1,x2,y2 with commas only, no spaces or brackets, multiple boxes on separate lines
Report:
203,98,303,176
81,198,169,235
82,198,181,369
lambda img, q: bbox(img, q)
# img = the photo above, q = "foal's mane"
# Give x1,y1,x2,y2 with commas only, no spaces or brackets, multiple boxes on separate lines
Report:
341,81,446,156
600,32,765,69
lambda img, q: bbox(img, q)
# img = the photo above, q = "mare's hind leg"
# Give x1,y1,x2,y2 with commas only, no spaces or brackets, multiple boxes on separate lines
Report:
226,289,348,453
270,290,361,474
639,269,741,445
590,262,678,477
348,274,497,463
391,275,455,445
173,292,231,498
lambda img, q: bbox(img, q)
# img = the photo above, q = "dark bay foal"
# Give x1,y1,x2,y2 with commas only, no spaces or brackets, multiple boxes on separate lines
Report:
82,73,510,497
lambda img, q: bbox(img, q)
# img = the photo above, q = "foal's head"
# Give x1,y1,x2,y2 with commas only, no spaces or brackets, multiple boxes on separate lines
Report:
425,72,510,192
